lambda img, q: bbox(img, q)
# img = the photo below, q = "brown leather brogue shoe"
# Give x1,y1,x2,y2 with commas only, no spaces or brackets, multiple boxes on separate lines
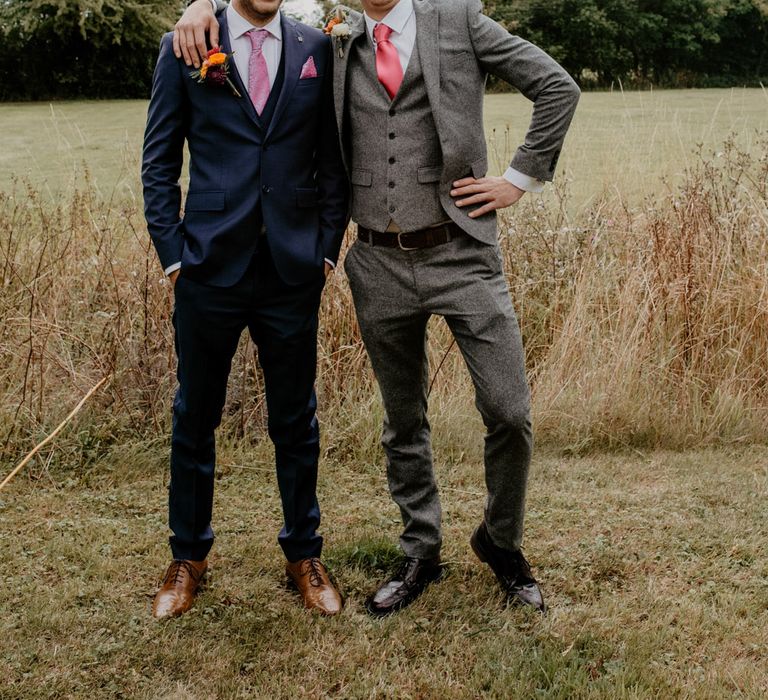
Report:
152,559,207,619
286,558,343,616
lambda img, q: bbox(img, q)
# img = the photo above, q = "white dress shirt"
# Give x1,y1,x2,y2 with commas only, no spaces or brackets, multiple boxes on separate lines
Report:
227,4,282,89
363,0,544,195
363,0,416,75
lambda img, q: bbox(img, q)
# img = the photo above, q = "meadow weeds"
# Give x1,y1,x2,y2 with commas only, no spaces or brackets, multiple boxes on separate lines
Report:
1,136,766,476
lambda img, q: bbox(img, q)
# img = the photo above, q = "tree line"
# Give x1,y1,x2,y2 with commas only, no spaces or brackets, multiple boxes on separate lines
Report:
1,0,766,100
487,0,768,88
0,0,180,100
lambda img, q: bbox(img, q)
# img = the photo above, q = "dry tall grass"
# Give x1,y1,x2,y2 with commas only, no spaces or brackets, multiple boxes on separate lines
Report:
1,137,766,475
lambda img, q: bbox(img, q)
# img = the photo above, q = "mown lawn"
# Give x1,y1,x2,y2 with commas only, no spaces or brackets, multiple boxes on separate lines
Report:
2,88,766,209
2,446,766,698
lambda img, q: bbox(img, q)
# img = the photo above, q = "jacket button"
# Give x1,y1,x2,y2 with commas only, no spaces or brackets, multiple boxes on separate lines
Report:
389,157,395,164
389,205,396,213
262,185,271,193
388,132,395,140
389,108,396,117
389,182,395,188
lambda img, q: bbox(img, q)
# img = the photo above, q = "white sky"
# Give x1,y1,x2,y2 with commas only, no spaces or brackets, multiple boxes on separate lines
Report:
283,0,322,23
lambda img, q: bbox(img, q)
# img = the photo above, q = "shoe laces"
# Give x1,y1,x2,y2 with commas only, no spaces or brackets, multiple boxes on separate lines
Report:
165,560,201,587
503,550,534,586
300,558,326,587
394,557,420,585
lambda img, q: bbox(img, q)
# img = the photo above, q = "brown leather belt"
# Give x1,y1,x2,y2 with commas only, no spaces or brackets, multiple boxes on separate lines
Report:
357,222,463,250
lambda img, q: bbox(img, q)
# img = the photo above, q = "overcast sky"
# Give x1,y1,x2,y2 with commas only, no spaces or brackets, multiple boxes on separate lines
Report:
284,0,322,23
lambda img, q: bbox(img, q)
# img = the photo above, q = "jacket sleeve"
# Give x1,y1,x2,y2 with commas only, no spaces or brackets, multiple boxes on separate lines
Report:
466,0,580,183
315,37,350,266
141,34,188,272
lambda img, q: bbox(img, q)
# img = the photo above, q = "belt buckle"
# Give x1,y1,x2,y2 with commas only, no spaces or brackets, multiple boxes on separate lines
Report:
397,231,419,251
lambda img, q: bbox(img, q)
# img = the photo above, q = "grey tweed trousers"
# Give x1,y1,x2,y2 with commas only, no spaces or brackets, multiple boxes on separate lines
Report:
344,233,533,558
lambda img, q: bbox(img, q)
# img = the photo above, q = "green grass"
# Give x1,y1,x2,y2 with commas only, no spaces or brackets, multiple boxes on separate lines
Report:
485,87,768,210
0,100,146,202
2,88,767,210
2,446,767,697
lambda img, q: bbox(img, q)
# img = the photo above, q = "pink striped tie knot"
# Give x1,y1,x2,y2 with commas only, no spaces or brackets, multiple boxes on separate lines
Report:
247,28,271,115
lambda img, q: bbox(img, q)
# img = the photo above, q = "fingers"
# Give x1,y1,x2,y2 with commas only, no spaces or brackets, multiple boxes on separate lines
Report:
455,191,494,208
195,26,209,64
453,177,478,188
451,183,487,197
209,19,220,51
468,202,500,218
179,27,195,67
173,28,182,59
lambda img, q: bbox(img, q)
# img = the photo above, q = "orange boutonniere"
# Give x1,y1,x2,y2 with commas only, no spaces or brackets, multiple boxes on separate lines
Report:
324,8,351,58
190,47,241,97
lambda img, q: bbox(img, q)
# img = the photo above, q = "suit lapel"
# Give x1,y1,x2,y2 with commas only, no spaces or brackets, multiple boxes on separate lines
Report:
265,15,303,141
332,11,366,138
414,0,440,126
219,11,262,129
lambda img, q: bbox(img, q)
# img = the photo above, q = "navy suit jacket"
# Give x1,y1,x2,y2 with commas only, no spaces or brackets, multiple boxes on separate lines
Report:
142,12,349,287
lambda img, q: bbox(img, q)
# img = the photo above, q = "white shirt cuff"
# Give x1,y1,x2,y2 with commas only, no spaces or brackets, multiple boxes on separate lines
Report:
503,167,545,194
324,258,336,269
164,262,182,276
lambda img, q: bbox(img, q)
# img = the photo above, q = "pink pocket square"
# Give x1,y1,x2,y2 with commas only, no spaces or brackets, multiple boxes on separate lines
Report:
300,56,318,79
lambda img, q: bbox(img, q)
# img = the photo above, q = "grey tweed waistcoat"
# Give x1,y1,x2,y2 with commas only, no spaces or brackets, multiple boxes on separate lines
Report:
346,35,446,232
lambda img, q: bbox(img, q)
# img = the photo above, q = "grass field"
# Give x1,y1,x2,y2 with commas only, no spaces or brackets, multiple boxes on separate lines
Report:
1,90,767,697
2,89,766,208
3,447,767,698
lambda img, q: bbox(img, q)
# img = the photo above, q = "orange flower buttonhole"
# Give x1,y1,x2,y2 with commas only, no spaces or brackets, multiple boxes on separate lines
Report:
324,18,340,34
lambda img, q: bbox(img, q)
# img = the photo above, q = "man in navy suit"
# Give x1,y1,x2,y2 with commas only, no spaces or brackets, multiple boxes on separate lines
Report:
142,0,348,619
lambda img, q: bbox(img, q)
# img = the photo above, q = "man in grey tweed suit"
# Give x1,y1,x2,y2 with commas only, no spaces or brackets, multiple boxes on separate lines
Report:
176,0,580,615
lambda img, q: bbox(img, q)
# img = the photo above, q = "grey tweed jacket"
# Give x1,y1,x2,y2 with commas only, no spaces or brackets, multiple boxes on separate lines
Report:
333,0,581,243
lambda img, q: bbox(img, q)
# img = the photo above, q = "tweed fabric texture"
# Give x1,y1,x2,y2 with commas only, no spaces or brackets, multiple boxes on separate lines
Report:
333,0,581,246
344,235,533,556
346,37,446,232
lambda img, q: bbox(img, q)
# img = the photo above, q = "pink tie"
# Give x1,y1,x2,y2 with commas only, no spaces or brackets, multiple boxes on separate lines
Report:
374,24,403,100
247,29,271,115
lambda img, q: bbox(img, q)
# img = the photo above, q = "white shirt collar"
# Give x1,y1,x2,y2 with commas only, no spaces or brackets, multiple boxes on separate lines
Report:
227,4,282,41
364,0,414,40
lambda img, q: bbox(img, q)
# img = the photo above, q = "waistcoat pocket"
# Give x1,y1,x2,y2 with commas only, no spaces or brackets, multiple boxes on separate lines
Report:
417,166,442,183
351,169,373,187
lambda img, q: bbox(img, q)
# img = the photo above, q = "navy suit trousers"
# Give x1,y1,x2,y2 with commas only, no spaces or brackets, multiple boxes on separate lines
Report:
169,247,325,563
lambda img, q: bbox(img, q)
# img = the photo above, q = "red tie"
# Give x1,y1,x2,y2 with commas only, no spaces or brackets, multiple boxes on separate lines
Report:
374,23,403,100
